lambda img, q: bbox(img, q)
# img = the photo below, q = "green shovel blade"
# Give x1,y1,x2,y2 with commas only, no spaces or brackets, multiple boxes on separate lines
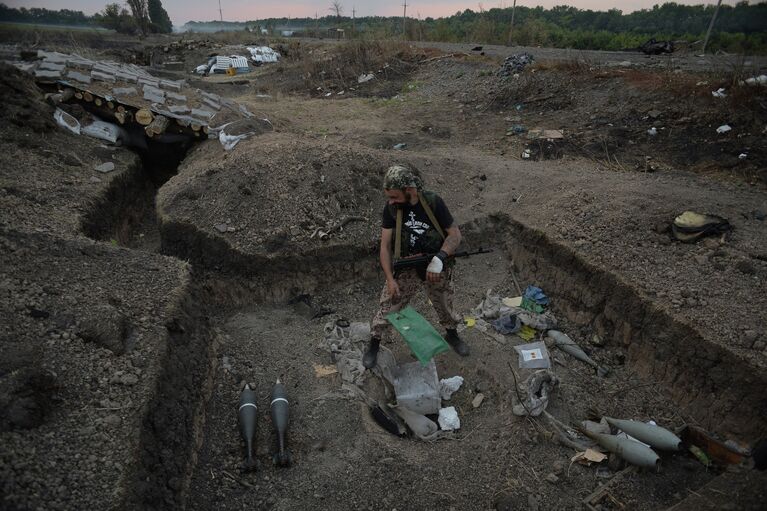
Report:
386,305,450,366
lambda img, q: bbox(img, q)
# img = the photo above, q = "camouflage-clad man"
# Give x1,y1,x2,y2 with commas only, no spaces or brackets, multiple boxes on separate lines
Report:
363,164,469,369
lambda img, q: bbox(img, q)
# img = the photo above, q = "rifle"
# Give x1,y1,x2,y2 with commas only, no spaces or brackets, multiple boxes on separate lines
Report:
392,247,493,273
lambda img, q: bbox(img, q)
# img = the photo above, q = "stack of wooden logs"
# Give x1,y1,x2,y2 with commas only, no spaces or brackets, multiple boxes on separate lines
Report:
33,51,237,141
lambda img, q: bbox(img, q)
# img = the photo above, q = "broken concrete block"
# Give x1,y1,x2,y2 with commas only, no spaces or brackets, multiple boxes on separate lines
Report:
39,61,65,72
143,85,165,104
114,71,138,83
191,108,214,120
66,71,92,85
165,91,187,102
38,50,67,63
35,69,61,80
112,87,137,97
91,70,116,83
168,104,190,115
67,58,94,70
93,62,119,74
202,96,221,111
138,78,160,89
159,79,183,92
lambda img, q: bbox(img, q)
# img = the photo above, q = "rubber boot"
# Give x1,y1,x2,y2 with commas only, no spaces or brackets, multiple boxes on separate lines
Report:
362,337,381,369
444,329,469,357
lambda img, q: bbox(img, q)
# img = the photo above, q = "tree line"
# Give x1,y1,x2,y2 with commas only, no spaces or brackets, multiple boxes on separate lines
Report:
1,2,766,53
0,1,172,35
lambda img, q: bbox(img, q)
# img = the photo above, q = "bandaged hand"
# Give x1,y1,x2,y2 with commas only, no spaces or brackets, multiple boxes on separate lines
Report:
426,256,443,274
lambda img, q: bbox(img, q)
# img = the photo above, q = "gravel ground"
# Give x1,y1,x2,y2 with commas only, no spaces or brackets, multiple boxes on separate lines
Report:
1,36,765,511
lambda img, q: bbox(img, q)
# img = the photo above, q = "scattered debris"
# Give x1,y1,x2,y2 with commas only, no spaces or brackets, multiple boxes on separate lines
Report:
247,46,280,65
527,129,564,140
313,363,338,378
370,403,407,437
742,74,767,86
391,358,441,415
582,466,637,511
512,369,559,416
53,108,80,134
639,38,674,55
357,73,375,84
391,404,440,439
647,127,658,136
491,313,521,335
671,210,731,243
392,143,407,150
438,406,461,431
712,88,727,98
570,448,607,466
81,120,126,145
680,425,747,465
506,124,526,136
513,341,551,370
472,393,485,408
716,124,732,134
739,153,748,160
498,53,535,77
94,162,115,173
439,376,464,400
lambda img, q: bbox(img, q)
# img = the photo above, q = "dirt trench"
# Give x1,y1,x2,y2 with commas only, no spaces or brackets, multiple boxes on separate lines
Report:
78,147,765,510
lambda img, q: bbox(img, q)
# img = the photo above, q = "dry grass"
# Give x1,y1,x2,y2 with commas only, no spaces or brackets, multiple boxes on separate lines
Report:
290,39,426,92
533,57,595,73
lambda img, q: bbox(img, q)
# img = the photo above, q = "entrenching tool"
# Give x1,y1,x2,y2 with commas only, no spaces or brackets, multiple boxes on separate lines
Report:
270,378,292,467
604,417,682,451
237,383,259,472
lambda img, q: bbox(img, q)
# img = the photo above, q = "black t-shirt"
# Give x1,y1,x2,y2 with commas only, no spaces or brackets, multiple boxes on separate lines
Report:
382,194,454,256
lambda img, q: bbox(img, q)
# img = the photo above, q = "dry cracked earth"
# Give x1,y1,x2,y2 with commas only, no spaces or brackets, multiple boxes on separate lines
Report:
1,32,766,511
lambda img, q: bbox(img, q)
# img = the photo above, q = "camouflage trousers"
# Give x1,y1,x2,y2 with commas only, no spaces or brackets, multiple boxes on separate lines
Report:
371,267,460,341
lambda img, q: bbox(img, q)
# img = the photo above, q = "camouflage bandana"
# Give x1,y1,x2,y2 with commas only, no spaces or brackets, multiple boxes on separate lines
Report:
383,164,423,190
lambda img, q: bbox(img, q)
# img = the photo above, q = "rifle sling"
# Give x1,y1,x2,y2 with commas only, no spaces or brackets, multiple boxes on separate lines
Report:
418,192,446,240
394,208,403,260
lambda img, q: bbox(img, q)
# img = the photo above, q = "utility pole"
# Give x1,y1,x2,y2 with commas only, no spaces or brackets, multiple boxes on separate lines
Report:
315,11,318,37
352,6,356,36
218,0,223,22
506,0,517,46
702,0,723,55
402,0,407,41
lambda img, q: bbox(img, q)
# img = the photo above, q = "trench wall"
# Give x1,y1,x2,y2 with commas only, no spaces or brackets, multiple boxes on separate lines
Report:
121,274,217,510
464,214,767,442
158,218,380,304
80,159,153,244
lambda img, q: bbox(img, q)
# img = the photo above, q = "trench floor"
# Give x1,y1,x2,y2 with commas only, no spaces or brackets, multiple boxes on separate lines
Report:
186,249,716,510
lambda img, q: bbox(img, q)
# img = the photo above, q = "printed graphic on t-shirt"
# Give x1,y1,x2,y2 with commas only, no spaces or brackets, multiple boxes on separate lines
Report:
405,210,430,249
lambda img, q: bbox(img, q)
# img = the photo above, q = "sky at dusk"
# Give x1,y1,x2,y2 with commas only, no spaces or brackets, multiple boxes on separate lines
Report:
6,0,748,25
